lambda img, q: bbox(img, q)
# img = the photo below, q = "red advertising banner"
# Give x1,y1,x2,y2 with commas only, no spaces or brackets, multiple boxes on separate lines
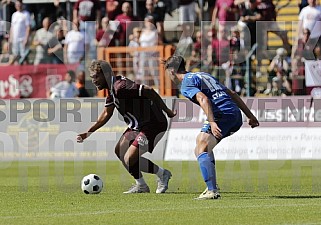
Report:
0,64,79,99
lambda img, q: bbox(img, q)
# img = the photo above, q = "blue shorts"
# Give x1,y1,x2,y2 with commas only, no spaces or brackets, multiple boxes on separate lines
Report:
201,109,243,140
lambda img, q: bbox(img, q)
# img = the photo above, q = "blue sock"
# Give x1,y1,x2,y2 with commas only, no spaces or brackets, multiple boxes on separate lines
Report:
208,151,218,189
197,152,216,191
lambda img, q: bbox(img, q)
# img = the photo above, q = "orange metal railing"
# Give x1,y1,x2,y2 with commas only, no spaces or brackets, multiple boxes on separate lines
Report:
96,45,175,97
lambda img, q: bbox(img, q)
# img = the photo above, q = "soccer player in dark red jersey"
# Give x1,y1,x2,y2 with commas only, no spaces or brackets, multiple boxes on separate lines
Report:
77,60,176,193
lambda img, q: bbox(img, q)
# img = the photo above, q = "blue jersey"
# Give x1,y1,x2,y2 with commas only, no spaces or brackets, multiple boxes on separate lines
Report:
180,72,239,115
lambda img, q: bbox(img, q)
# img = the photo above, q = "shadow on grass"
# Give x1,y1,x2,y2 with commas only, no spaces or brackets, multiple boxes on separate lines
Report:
272,195,321,199
168,191,253,194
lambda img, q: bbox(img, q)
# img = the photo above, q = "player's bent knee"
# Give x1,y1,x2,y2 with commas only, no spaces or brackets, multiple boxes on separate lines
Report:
194,143,209,156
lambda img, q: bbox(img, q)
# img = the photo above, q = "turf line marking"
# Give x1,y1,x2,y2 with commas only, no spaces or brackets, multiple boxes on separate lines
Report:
1,203,321,219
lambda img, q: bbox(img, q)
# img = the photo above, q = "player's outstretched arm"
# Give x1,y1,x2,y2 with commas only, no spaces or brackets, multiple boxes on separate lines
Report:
77,105,115,143
143,86,177,118
225,89,259,128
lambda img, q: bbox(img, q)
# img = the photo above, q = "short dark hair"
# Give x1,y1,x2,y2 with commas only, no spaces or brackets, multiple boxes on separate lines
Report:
163,55,186,73
66,70,76,81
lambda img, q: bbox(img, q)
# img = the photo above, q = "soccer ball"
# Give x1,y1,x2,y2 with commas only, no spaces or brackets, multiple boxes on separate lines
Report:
81,174,103,194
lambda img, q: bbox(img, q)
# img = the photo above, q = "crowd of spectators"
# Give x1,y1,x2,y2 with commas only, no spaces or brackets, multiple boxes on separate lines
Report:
0,0,321,97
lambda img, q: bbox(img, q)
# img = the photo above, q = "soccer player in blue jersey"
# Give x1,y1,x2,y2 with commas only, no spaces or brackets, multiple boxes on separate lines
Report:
164,55,259,199
77,60,176,194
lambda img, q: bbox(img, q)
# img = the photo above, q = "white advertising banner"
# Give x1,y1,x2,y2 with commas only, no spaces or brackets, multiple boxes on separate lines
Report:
305,60,321,87
164,127,321,161
165,96,321,161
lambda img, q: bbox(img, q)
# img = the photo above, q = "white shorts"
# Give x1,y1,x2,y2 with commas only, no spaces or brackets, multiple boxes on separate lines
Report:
179,2,196,24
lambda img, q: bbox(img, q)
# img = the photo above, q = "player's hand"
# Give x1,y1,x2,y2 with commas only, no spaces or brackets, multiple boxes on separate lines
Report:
166,109,177,118
248,116,259,128
77,133,91,143
210,122,222,139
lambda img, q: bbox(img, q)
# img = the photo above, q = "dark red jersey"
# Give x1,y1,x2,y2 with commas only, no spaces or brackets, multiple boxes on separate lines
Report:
105,76,167,130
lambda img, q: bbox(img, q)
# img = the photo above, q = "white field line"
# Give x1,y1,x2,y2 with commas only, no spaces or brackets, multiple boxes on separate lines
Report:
1,203,321,220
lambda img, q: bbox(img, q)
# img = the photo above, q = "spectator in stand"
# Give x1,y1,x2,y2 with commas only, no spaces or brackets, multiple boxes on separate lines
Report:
0,40,16,65
270,76,283,96
115,2,139,46
296,0,321,45
0,15,5,54
145,0,165,43
115,2,140,75
128,27,141,80
314,42,321,60
49,70,79,99
154,0,166,42
64,20,88,64
186,29,210,72
105,0,121,20
269,48,289,76
257,0,276,21
73,0,101,29
211,0,238,28
33,17,53,65
31,0,66,30
291,28,312,95
193,30,210,60
203,45,215,74
178,0,196,45
229,26,244,52
9,0,31,61
265,48,289,95
95,16,116,48
221,52,246,96
76,70,90,97
212,25,230,66
291,0,321,94
138,16,160,86
186,49,201,72
128,27,141,48
292,29,314,63
269,75,292,97
281,77,292,96
239,0,262,47
53,0,67,21
48,25,65,64
73,0,101,60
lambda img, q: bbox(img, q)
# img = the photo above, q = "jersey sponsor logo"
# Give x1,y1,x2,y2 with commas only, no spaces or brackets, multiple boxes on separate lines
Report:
200,74,228,100
137,135,149,146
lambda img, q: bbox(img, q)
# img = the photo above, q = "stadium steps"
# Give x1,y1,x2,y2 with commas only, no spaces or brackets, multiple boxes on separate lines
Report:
268,0,299,48
254,0,299,94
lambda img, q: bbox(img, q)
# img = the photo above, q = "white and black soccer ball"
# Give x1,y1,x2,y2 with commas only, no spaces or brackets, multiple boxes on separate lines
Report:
81,174,103,194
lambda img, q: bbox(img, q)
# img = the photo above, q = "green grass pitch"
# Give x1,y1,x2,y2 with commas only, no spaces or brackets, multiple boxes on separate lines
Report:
1,160,321,225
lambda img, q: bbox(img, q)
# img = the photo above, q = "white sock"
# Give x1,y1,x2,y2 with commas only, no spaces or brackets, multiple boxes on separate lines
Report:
135,177,147,186
156,167,164,178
